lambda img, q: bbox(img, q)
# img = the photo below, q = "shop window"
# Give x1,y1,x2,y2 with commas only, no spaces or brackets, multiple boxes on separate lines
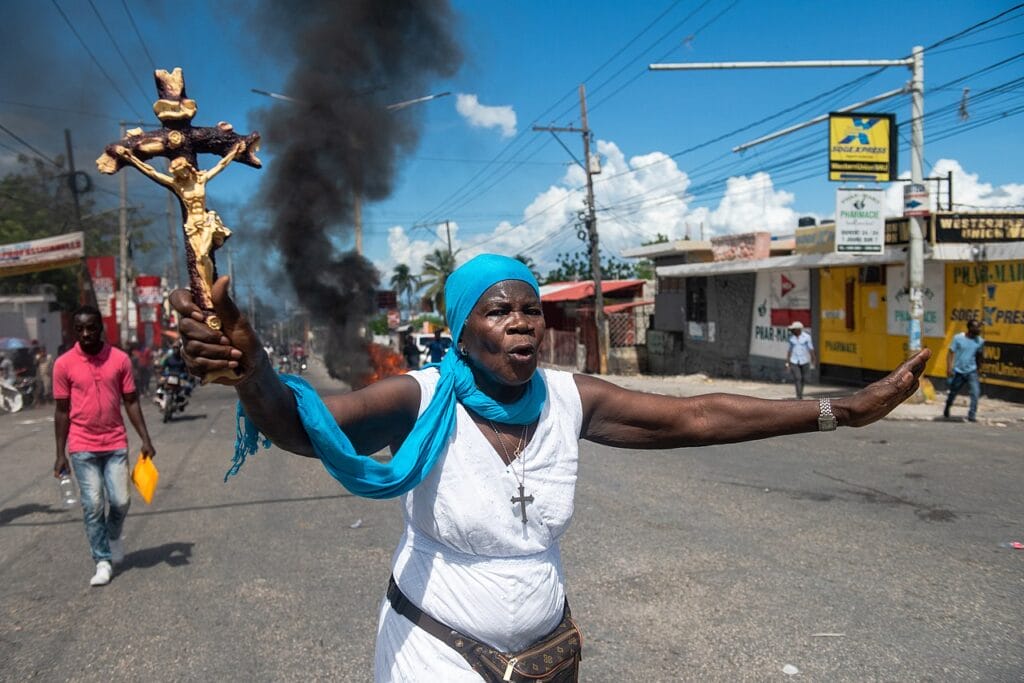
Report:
858,266,886,284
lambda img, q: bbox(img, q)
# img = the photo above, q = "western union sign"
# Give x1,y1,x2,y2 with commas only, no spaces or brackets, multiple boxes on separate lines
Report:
828,112,897,182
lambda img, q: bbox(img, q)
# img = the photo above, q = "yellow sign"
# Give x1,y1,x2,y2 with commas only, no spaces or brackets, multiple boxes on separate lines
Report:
946,261,1024,389
795,224,835,254
828,112,897,182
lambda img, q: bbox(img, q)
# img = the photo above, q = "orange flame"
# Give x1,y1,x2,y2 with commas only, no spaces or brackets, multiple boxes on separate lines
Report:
357,342,407,388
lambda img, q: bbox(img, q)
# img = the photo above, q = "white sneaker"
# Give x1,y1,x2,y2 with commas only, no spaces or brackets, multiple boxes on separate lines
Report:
89,561,112,587
109,537,124,565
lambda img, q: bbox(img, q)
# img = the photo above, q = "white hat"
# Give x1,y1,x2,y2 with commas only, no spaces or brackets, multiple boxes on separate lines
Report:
788,321,804,331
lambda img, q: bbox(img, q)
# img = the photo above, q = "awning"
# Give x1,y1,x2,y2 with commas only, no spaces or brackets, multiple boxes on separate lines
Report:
656,247,906,277
540,280,646,302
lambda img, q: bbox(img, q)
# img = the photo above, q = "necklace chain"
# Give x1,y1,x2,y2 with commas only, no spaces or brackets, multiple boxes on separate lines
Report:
488,419,534,524
487,419,528,467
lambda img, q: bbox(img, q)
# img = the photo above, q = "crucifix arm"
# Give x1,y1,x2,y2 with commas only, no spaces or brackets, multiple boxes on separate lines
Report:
203,140,246,182
115,146,174,187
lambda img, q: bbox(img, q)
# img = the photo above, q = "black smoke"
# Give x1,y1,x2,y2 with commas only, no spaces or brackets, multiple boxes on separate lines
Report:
249,0,461,383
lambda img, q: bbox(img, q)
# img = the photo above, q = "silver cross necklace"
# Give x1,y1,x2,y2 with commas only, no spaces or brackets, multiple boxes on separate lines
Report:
488,420,533,523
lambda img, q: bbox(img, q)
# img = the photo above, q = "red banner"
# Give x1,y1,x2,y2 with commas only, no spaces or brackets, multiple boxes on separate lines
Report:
134,275,163,349
86,256,120,346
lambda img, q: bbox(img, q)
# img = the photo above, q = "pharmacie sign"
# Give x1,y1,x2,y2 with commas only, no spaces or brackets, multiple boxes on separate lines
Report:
835,188,884,252
828,112,897,182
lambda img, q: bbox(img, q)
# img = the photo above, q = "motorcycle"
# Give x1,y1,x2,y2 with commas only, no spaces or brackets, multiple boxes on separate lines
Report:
295,355,308,374
154,371,193,422
15,374,37,409
0,380,23,413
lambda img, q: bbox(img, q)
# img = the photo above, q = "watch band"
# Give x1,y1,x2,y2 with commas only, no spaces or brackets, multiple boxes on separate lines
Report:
818,398,837,431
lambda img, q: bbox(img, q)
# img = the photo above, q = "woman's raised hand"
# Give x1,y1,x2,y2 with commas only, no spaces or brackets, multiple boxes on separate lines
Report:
169,276,265,385
835,348,931,427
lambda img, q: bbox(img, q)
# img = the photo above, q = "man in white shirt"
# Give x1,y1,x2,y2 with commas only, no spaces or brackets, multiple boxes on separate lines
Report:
785,321,816,399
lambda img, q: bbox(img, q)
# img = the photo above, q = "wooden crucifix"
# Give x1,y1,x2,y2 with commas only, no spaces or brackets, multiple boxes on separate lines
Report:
97,67,260,383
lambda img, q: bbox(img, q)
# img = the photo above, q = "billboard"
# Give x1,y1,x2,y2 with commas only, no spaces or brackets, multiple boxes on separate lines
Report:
750,271,796,360
835,188,885,253
769,270,811,327
0,232,84,277
828,112,897,182
947,261,1024,389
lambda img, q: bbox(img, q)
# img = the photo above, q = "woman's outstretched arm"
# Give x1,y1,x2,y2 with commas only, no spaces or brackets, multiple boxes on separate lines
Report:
575,349,929,449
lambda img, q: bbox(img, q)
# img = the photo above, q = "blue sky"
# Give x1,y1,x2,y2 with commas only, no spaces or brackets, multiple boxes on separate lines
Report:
2,0,1022,295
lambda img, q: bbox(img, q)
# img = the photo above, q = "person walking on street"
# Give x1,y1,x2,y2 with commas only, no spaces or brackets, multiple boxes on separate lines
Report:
944,319,985,422
52,306,155,587
401,333,421,370
424,329,449,365
785,321,816,399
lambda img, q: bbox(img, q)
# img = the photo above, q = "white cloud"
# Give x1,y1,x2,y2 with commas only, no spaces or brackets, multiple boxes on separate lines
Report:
455,93,517,138
376,221,463,281
707,172,798,236
884,158,1024,215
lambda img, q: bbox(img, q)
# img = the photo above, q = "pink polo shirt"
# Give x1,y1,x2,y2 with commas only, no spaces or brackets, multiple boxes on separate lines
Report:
53,343,136,453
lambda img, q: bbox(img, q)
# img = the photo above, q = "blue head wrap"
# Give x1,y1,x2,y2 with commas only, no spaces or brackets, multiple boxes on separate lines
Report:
231,254,547,499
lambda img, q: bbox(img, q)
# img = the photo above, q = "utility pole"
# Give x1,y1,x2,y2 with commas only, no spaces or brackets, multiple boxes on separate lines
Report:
443,220,453,259
651,48,930,397
533,84,608,374
63,129,84,231
118,121,130,348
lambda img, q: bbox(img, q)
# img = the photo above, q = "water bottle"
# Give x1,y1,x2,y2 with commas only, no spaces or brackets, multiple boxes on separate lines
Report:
58,474,77,507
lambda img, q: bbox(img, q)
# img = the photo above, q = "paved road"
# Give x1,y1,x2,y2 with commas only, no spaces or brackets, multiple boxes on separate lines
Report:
1,364,1021,681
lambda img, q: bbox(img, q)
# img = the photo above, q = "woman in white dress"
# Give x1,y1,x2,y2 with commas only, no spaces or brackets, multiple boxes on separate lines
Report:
171,254,929,681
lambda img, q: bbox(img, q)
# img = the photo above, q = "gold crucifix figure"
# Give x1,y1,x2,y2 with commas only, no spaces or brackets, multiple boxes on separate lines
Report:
97,67,260,382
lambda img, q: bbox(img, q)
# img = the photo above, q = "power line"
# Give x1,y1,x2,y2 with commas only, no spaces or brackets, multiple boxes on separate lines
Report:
414,0,707,227
0,121,60,166
121,0,157,71
48,0,145,120
923,2,1024,51
86,0,151,103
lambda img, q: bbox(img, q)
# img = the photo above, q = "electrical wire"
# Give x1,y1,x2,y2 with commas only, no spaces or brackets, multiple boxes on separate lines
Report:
121,0,157,71
86,0,150,102
0,121,60,167
48,0,145,120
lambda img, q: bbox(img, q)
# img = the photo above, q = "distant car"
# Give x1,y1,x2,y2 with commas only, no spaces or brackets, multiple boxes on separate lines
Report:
418,334,452,365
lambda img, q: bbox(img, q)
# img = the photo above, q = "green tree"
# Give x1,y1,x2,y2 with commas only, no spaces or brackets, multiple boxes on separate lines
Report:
542,249,638,284
0,156,151,310
389,263,419,320
513,253,541,281
419,248,458,319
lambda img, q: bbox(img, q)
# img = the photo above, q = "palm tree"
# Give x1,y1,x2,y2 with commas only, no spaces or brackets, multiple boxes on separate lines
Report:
389,263,418,320
513,253,541,282
419,248,459,320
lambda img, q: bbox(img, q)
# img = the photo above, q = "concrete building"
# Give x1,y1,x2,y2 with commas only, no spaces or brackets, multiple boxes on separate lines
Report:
623,213,1024,402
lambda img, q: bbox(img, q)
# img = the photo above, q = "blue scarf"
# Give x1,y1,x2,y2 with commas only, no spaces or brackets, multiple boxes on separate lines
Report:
230,254,546,498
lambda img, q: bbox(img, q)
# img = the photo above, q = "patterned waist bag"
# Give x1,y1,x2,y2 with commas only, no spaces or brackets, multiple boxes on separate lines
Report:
387,575,582,682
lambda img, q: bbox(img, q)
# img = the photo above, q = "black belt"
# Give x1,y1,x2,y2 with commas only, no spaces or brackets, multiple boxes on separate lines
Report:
387,575,467,647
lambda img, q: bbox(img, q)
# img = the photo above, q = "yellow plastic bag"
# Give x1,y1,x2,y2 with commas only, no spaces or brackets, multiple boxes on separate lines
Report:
131,454,159,504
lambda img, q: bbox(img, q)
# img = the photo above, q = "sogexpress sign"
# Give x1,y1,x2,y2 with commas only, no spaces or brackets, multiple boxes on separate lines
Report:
828,112,897,182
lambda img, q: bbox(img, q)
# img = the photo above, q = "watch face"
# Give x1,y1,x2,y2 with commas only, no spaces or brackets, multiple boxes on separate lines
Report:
819,416,837,431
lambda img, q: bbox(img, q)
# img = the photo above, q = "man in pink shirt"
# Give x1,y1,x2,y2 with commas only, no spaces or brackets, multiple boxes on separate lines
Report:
53,305,155,587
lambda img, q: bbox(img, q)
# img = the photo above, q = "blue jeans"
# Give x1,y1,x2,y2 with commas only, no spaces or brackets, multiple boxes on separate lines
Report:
70,449,131,563
945,371,980,419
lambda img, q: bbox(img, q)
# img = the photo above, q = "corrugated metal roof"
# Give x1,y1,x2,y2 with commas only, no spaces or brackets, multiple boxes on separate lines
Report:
540,280,646,302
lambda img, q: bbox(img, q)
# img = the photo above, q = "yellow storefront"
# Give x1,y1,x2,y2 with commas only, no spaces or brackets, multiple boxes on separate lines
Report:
819,258,1024,391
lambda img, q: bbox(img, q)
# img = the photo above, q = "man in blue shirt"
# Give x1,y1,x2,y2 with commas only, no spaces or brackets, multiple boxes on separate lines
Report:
785,321,816,399
944,320,984,422
423,330,449,365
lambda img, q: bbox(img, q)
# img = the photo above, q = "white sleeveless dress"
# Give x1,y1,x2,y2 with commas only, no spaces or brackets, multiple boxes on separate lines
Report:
373,367,583,682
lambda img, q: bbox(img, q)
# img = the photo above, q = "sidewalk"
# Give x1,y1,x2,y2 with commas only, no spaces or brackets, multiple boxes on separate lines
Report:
595,371,1024,427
